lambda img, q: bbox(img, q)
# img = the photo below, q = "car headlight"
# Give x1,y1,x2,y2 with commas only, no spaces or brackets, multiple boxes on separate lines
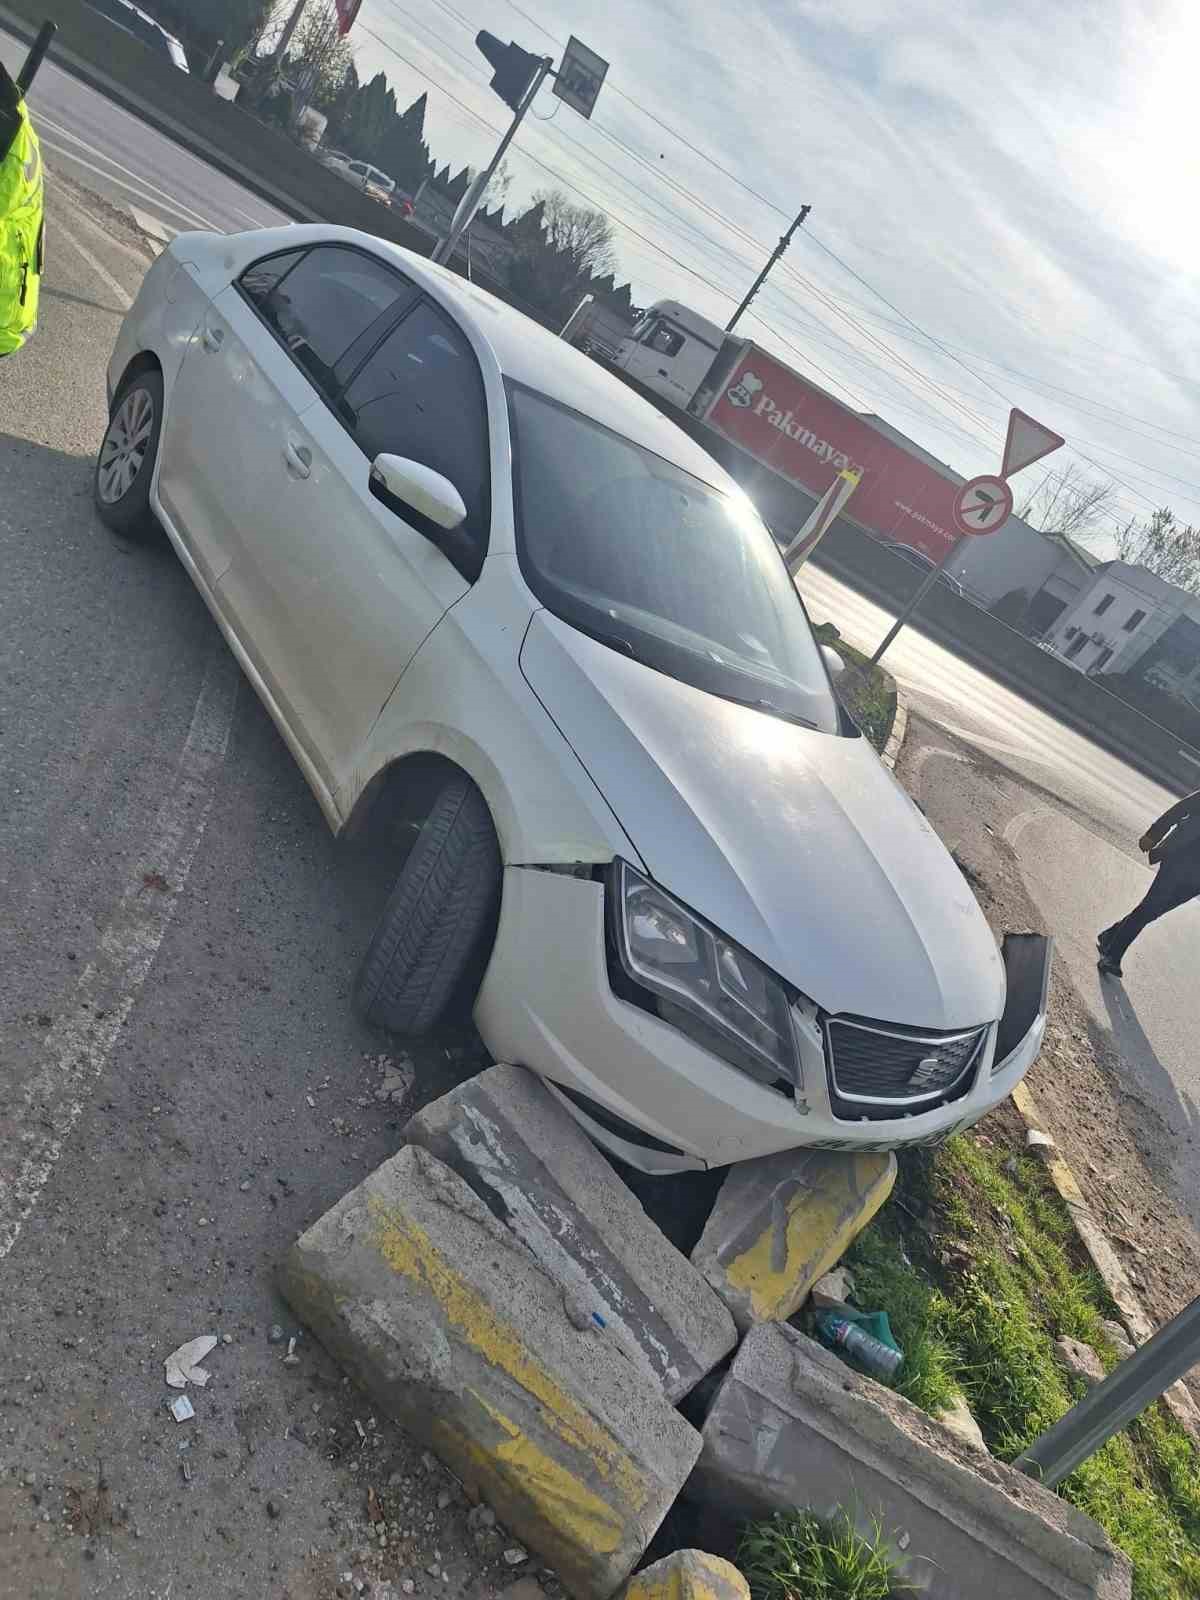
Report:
608,860,801,1088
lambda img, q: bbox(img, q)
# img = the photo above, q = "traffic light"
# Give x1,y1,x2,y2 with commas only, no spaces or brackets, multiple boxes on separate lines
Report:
475,31,542,112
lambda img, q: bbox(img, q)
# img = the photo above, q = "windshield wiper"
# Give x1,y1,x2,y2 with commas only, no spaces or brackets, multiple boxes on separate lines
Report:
570,617,644,661
714,691,819,730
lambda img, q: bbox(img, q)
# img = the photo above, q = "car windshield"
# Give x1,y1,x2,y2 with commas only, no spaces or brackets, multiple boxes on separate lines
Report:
508,384,841,734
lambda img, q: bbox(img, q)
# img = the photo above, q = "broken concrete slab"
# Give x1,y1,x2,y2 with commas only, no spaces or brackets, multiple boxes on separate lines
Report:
686,1323,1131,1600
623,1550,748,1600
279,1143,702,1600
691,1148,896,1330
934,1390,988,1455
404,1064,737,1401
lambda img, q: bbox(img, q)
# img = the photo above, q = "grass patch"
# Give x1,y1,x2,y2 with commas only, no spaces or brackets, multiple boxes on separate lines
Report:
740,1508,916,1600
812,622,896,751
841,1133,1200,1600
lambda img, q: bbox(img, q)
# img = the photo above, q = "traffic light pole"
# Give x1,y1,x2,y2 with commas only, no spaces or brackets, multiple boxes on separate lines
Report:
432,57,552,266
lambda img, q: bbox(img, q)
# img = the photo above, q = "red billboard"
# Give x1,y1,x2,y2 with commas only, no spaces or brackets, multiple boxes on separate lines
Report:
702,346,959,559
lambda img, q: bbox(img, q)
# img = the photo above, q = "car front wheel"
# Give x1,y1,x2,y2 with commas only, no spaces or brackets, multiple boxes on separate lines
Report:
356,775,501,1035
94,368,163,539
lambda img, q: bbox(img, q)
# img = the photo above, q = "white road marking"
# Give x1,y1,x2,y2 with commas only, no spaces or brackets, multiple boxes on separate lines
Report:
0,651,239,1258
37,115,222,231
51,206,133,311
910,744,971,788
129,206,179,244
1004,807,1046,850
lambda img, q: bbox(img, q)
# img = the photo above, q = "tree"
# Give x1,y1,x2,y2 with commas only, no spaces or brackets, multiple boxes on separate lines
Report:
1016,463,1116,543
286,0,353,113
1113,507,1200,595
508,189,617,323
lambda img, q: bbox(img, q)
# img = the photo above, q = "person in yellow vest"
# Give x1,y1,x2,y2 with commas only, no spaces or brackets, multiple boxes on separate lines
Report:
0,57,44,357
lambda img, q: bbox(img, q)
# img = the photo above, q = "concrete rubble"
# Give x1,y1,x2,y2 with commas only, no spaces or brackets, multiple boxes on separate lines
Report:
278,1142,702,1600
691,1148,896,1330
686,1322,1132,1600
622,1550,749,1600
1054,1335,1107,1390
404,1064,737,1401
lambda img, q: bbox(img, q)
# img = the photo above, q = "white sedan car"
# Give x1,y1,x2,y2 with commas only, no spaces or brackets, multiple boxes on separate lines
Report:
97,226,1049,1172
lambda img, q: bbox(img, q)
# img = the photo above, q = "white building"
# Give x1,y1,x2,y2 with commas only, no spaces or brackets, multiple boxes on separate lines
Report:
1042,562,1200,685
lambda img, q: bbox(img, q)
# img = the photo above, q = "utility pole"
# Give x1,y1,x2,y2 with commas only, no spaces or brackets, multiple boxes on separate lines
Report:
726,205,811,333
269,0,308,65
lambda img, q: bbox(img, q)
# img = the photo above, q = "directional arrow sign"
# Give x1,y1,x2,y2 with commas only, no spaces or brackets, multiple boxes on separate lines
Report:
953,473,1014,537
1002,408,1065,479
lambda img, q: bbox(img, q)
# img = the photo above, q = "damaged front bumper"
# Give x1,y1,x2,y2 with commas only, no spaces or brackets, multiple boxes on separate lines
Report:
474,866,1053,1173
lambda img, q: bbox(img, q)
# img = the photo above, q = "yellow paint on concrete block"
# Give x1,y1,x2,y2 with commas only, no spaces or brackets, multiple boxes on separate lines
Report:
624,1550,749,1600
707,1151,896,1328
367,1192,649,1522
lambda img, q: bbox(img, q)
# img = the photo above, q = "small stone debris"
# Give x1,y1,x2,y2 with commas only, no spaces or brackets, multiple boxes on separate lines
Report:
267,1499,282,1520
1026,1127,1056,1151
810,1267,856,1308
306,1095,317,1109
420,1451,438,1474
168,1395,195,1424
898,1531,911,1552
283,1337,300,1367
436,1489,453,1511
1054,1335,1106,1389
1101,1318,1136,1360
401,1581,416,1595
239,1180,252,1192
268,1325,286,1345
503,1547,529,1566
466,1505,495,1531
354,1418,367,1441
426,1564,441,1578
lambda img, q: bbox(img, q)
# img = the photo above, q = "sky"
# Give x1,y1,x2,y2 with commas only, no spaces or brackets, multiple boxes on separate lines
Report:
346,0,1200,552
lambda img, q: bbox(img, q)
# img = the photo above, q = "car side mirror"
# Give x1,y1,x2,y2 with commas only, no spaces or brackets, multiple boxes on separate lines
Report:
370,454,467,531
821,644,846,680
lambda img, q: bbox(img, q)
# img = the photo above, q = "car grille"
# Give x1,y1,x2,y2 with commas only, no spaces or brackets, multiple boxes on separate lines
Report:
825,1016,986,1113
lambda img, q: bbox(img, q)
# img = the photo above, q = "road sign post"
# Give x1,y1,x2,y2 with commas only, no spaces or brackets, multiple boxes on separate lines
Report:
869,536,965,666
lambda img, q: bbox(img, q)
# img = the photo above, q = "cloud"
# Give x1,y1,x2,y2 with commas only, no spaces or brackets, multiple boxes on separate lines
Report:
354,0,1200,539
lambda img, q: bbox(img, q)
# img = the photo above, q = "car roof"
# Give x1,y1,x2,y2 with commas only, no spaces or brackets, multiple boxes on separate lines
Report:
381,241,740,494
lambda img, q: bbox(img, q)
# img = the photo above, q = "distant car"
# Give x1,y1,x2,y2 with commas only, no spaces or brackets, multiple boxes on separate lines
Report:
84,0,189,70
96,224,1050,1171
320,152,396,205
880,541,967,600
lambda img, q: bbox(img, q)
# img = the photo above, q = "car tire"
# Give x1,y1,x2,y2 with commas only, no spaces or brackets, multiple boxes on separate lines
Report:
356,776,501,1035
94,368,164,539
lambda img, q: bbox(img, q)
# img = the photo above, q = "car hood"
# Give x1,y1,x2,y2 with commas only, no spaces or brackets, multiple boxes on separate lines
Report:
520,612,1004,1029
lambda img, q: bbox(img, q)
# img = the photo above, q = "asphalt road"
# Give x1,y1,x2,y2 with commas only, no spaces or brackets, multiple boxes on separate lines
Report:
0,24,290,236
798,564,1200,1216
0,182,491,1596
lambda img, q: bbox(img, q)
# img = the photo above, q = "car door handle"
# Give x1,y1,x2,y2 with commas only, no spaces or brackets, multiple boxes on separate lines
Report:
201,325,224,352
283,438,312,479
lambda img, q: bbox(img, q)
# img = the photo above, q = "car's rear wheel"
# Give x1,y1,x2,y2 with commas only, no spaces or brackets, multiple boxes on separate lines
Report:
94,368,163,539
356,775,501,1035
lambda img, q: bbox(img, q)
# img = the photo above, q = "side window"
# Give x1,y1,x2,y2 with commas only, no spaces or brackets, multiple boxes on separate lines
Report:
238,246,409,395
240,249,305,307
348,162,367,177
648,321,684,357
339,301,490,553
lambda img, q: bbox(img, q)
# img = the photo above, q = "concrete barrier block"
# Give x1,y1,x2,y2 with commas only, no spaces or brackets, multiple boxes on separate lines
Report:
623,1550,749,1600
278,1144,702,1600
687,1323,1132,1600
405,1064,737,1401
691,1148,896,1330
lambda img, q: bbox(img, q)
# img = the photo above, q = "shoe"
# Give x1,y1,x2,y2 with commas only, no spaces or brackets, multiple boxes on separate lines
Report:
1096,932,1112,954
1097,955,1123,978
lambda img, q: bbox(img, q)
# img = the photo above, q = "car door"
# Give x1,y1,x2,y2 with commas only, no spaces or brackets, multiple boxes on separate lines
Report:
219,292,492,797
157,243,411,709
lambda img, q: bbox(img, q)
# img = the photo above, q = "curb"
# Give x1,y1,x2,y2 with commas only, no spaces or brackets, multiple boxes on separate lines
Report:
881,682,910,771
1011,1079,1200,1440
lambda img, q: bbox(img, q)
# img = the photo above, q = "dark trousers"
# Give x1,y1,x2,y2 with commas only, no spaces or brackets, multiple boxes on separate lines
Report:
1102,855,1200,962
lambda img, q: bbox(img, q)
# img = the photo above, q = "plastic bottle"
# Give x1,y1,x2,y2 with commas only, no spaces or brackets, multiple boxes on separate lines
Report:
819,1314,904,1381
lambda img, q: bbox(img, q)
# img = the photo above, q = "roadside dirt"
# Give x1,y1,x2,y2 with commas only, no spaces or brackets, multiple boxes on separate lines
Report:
896,714,1200,1372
